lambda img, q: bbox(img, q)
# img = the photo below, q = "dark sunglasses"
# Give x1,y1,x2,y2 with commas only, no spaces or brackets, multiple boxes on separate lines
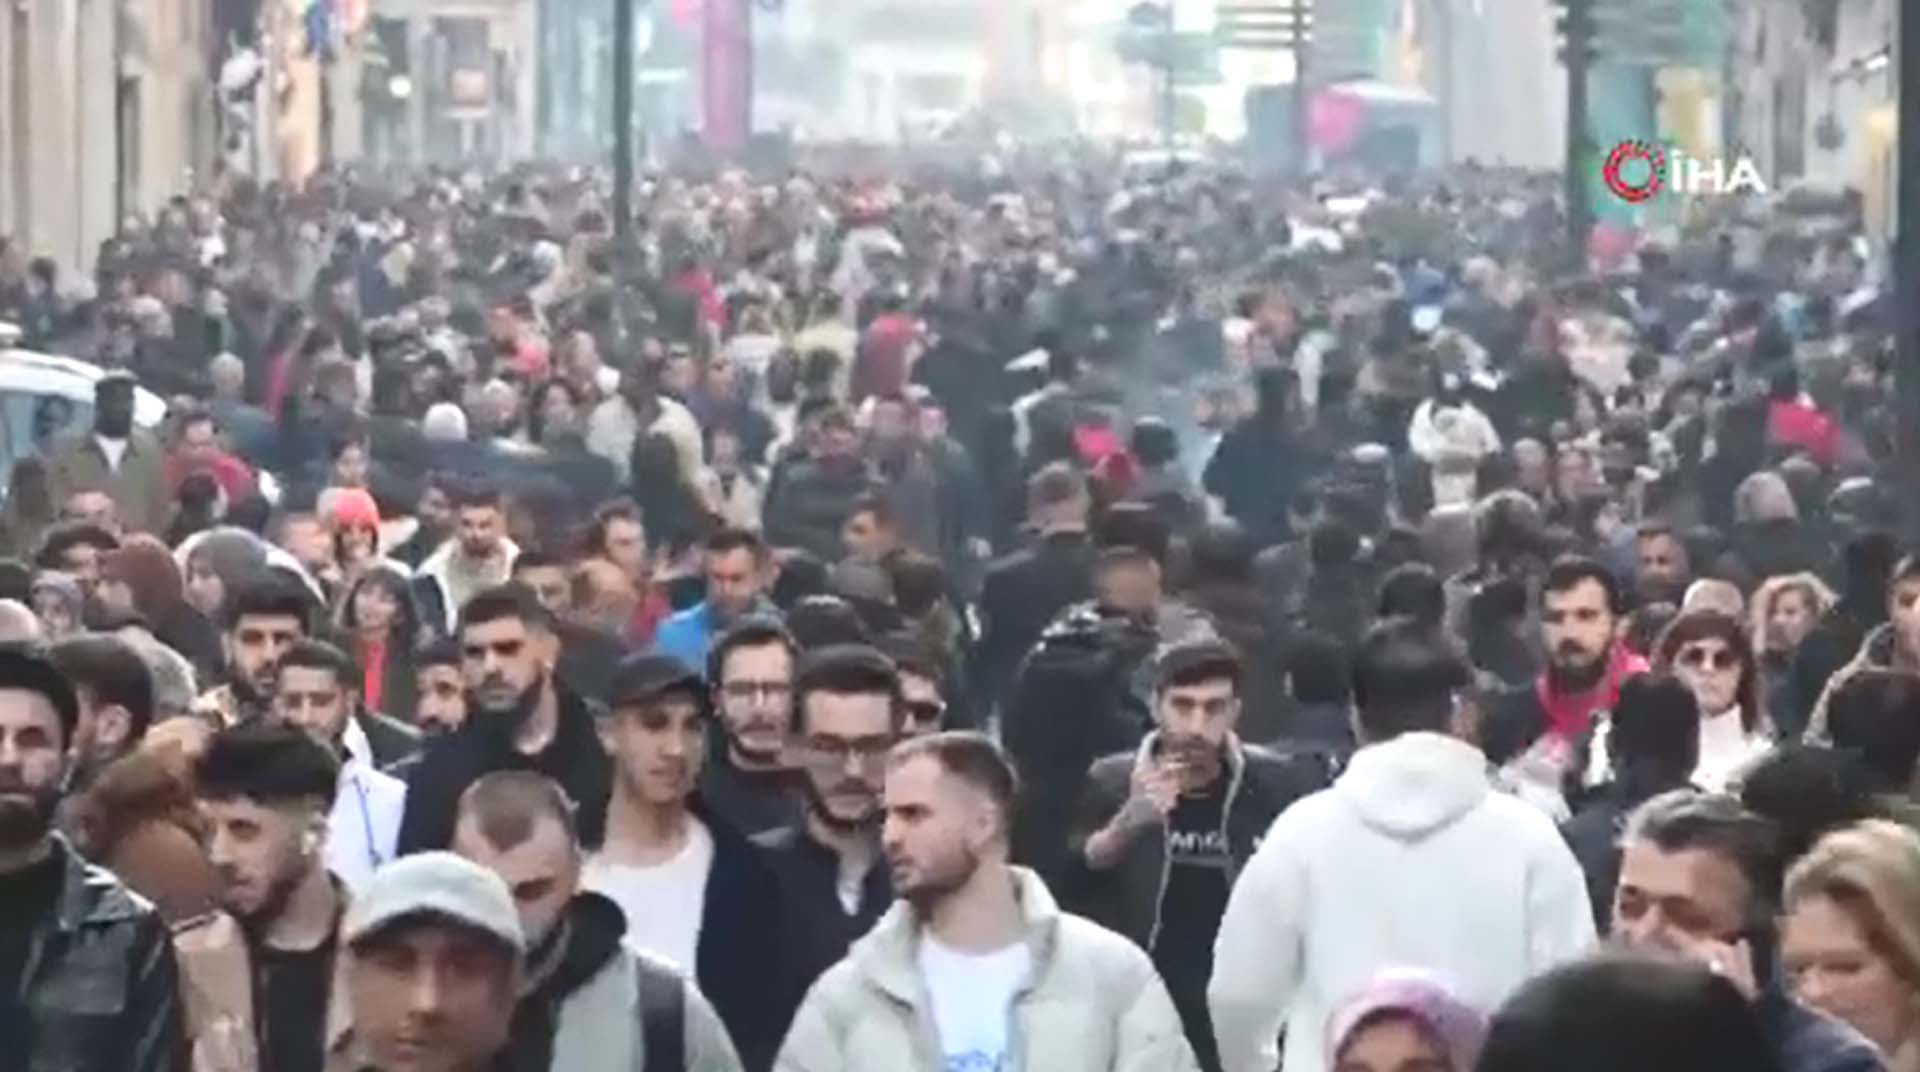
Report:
904,700,946,726
1678,645,1739,672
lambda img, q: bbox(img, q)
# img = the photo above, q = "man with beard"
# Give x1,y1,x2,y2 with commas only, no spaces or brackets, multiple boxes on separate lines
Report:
1071,639,1330,1072
776,731,1197,1071
654,527,780,671
1489,556,1650,793
411,637,469,737
193,578,311,729
332,852,523,1072
698,619,806,837
414,482,521,635
197,721,351,1072
583,653,782,1070
0,647,187,1071
754,646,902,1057
270,640,408,891
47,633,155,799
451,771,744,1072
397,583,611,853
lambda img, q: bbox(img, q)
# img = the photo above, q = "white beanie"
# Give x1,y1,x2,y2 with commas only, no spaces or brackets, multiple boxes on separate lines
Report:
423,402,469,443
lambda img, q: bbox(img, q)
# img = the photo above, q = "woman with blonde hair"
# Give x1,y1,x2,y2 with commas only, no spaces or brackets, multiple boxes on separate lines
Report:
1751,572,1838,740
1783,820,1920,1071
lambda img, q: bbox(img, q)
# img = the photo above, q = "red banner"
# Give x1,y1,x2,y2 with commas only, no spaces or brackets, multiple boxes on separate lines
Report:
701,0,749,157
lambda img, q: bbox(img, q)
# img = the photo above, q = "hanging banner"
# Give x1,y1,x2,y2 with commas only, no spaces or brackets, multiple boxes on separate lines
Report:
702,0,749,156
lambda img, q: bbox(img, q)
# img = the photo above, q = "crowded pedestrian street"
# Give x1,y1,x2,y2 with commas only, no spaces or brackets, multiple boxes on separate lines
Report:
1,1,1919,1070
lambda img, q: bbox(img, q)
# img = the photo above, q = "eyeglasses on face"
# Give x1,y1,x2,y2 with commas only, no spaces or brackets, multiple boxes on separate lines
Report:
903,700,946,725
720,680,792,703
802,735,894,766
1677,645,1739,672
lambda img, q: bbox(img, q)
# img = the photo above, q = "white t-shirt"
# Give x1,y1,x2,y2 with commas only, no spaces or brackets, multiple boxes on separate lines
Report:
582,818,714,972
917,934,1031,1072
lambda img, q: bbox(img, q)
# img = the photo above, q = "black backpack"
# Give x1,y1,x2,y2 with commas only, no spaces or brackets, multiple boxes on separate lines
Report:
635,955,685,1071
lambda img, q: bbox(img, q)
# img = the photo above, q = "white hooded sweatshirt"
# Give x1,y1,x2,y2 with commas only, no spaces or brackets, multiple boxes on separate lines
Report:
1208,732,1596,1072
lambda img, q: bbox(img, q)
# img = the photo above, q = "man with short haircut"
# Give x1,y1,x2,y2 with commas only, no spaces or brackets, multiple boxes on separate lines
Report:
0,647,188,1071
1073,639,1330,1072
451,771,743,1072
889,647,950,737
398,584,611,853
512,548,574,617
1209,618,1596,1072
976,464,1095,710
198,722,352,1072
63,489,123,536
698,619,807,837
34,521,119,594
1611,790,1884,1072
415,482,521,634
1808,554,1920,742
412,636,469,737
1635,523,1695,607
829,493,902,603
584,498,674,647
271,640,409,890
168,406,256,503
777,731,1198,1071
194,577,311,728
333,852,524,1072
654,527,779,670
754,646,903,1061
584,653,781,1069
48,632,156,795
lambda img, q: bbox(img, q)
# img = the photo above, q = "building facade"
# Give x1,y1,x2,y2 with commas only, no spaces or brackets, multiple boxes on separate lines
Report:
1732,0,1894,236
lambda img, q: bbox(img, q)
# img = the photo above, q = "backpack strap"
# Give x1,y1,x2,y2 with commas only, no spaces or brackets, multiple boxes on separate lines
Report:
635,955,686,1072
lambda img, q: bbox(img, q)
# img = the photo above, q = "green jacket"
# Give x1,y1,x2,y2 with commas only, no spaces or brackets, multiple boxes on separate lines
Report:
45,429,170,535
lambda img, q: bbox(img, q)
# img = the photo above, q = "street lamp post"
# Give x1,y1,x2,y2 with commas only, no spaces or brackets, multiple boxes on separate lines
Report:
612,0,634,242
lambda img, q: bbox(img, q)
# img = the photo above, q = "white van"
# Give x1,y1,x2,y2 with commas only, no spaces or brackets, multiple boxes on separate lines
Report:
0,321,168,481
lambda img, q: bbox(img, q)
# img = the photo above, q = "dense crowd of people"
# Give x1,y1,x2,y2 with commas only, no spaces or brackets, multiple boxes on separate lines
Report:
0,144,1914,1072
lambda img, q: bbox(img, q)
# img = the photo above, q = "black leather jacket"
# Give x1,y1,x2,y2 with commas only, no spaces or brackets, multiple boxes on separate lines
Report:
18,837,188,1072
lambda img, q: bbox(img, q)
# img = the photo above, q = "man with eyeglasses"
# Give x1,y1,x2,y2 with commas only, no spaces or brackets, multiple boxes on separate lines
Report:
752,645,902,1067
698,619,807,837
1070,638,1329,1072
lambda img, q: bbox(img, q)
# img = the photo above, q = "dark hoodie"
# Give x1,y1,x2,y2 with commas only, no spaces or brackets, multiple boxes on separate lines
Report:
501,893,627,1072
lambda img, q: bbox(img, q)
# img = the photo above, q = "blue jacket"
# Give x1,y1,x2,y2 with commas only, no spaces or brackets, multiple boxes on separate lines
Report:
653,600,779,674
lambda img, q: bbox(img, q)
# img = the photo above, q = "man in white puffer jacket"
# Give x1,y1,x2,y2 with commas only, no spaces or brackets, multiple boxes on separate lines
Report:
1208,619,1597,1072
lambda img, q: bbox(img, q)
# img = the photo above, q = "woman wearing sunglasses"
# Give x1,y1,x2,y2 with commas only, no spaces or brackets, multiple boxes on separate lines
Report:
1652,608,1777,793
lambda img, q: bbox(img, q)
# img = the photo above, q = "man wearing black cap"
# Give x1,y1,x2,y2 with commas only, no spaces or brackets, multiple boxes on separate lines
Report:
44,372,169,535
583,652,782,1070
0,646,188,1070
1070,638,1330,1072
